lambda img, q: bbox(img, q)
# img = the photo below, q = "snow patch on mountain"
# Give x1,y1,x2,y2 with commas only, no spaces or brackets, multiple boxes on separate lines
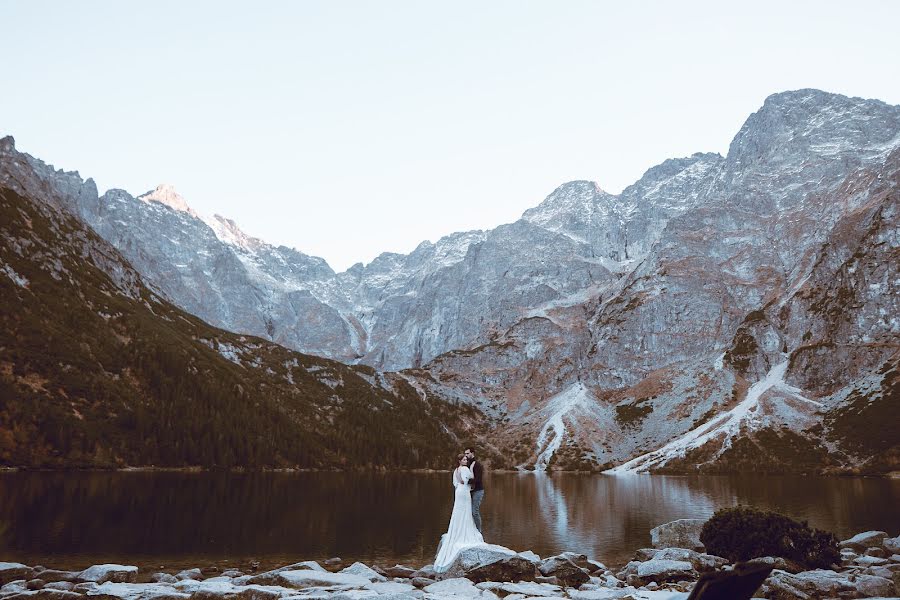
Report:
607,359,803,474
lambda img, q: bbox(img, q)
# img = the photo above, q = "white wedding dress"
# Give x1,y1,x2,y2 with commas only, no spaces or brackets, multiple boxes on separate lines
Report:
434,465,485,572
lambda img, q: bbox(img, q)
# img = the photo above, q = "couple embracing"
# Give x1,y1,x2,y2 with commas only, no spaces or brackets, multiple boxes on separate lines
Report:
434,447,486,572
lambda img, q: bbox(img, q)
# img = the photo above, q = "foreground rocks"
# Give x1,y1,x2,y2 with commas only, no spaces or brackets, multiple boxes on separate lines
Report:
2,524,899,600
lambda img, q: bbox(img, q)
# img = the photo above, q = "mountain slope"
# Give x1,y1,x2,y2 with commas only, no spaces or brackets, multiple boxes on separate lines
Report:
0,186,486,469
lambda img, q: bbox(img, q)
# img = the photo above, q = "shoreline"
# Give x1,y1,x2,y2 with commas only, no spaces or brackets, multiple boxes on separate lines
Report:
1,466,897,478
2,526,898,600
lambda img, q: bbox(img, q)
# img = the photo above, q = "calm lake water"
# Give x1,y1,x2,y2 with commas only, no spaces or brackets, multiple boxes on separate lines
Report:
1,471,897,573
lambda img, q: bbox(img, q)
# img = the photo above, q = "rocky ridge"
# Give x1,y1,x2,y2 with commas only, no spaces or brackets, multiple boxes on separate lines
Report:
1,89,897,473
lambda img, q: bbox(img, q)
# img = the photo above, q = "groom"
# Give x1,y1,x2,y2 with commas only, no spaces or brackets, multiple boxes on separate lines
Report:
463,447,484,532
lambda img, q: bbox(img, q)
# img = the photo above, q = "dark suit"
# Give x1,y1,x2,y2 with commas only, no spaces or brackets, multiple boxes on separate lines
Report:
469,460,485,532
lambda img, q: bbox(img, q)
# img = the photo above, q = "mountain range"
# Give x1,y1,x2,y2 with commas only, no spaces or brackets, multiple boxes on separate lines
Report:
1,89,897,473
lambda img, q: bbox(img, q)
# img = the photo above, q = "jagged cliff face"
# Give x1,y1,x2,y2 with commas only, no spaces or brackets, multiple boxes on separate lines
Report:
0,136,724,371
1,89,897,473
412,90,899,473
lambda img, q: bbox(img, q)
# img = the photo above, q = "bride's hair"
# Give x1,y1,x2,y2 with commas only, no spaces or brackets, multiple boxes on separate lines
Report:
454,453,467,469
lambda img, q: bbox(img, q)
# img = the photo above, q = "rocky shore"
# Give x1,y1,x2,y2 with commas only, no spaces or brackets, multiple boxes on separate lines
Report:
2,521,898,600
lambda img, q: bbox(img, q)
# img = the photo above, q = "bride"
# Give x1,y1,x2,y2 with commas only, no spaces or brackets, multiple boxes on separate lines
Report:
434,454,485,572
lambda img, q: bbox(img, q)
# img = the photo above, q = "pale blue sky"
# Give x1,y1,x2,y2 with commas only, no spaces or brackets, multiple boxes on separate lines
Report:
2,1,898,271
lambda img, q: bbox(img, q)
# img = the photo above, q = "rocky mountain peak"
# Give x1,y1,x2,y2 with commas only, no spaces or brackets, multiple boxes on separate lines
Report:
0,135,15,153
726,89,900,173
203,213,265,252
138,183,197,217
521,180,613,228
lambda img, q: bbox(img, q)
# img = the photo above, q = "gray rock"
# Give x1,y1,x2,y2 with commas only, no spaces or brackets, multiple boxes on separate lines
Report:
339,563,386,583
150,574,178,584
34,572,80,584
423,578,481,597
0,564,34,586
635,559,697,584
650,548,726,573
42,583,75,592
77,565,139,584
438,545,536,583
497,582,562,596
409,577,435,588
382,565,416,579
220,570,244,578
27,579,46,590
262,570,370,589
175,569,203,581
841,531,890,551
650,519,706,551
883,536,900,554
854,555,890,567
536,557,589,587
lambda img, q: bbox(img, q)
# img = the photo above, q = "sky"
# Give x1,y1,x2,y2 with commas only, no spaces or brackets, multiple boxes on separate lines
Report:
2,1,899,271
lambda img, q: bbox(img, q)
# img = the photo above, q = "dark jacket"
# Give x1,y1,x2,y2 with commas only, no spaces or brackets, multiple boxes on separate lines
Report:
470,460,484,492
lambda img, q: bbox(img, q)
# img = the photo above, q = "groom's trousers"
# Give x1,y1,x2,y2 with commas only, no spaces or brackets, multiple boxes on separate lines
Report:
471,489,485,532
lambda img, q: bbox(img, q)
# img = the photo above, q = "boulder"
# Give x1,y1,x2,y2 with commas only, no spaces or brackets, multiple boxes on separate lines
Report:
43,583,75,592
536,557,589,587
27,579,46,590
382,565,416,579
650,548,726,573
339,563,386,583
33,571,79,584
439,545,537,583
422,578,481,598
866,546,888,558
409,565,437,580
854,555,889,567
175,569,203,581
883,536,900,554
762,569,856,599
497,582,562,597
261,570,370,589
78,565,139,584
220,571,243,579
854,574,896,597
516,552,541,564
0,564,34,586
840,531,889,552
363,581,415,594
635,559,696,584
14,590,83,600
151,574,178,584
649,519,705,551
90,581,192,600
409,578,435,588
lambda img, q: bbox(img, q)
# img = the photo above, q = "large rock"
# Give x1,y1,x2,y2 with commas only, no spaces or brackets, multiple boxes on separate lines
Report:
382,565,416,579
339,563,386,583
29,571,79,585
650,548,727,573
88,581,191,600
649,519,705,551
497,582,562,596
1,563,34,586
77,565,139,584
536,557,590,587
422,578,481,598
635,559,696,584
883,536,900,554
840,531,890,552
261,570,370,589
439,545,537,583
761,569,861,599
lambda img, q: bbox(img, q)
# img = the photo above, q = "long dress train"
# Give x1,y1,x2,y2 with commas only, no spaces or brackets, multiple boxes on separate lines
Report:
434,465,485,572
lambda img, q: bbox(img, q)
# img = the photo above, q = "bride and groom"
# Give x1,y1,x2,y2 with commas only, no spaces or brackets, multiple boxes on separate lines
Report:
434,447,487,572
